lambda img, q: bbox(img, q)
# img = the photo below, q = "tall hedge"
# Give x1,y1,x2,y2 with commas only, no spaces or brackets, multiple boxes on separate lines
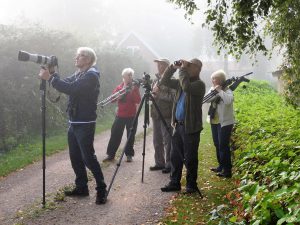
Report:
223,81,300,224
0,24,148,152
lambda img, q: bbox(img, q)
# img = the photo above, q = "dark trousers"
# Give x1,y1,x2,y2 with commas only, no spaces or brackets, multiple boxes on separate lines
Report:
68,123,106,191
211,123,233,173
170,124,200,189
211,123,221,167
106,116,137,157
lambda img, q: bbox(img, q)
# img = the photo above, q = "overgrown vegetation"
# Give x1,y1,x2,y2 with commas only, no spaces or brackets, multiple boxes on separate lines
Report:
0,23,148,153
168,0,300,106
211,81,300,224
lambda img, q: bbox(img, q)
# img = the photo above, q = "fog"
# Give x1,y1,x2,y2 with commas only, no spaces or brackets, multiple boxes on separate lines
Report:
0,0,281,83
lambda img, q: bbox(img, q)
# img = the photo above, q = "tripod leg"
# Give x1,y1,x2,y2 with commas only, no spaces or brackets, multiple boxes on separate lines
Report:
40,79,47,208
141,93,150,182
106,95,145,198
149,94,203,197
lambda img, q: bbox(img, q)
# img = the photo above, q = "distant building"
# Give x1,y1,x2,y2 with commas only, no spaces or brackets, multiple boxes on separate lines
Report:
117,31,160,75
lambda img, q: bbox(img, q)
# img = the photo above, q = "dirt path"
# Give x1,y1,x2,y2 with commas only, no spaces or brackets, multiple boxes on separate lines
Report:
0,121,174,225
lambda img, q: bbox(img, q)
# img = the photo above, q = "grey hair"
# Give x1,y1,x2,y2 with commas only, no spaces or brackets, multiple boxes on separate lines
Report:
77,47,97,66
121,68,135,77
211,69,227,83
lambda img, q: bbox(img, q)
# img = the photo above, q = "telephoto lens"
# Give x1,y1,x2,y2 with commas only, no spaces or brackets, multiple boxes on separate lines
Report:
174,60,182,66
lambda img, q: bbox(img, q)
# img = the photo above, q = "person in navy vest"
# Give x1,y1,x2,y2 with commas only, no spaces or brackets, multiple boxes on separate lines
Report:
39,47,107,204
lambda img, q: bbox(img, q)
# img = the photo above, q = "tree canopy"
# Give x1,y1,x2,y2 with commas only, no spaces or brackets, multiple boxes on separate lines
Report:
168,0,300,106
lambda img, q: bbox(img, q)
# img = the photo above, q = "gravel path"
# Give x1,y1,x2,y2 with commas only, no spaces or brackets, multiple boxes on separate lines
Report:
0,120,174,225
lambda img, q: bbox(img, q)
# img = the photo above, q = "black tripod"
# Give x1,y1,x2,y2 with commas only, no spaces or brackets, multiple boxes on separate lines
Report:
40,79,47,208
106,77,203,198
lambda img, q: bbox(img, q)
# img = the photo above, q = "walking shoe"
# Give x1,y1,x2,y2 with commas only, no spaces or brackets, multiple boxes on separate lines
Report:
64,187,89,197
96,189,107,205
183,187,198,194
149,165,165,171
161,183,181,192
216,172,232,178
126,156,133,162
210,167,222,173
103,156,114,162
162,167,171,174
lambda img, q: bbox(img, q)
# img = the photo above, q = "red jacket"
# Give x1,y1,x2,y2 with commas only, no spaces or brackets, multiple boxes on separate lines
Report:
112,83,141,118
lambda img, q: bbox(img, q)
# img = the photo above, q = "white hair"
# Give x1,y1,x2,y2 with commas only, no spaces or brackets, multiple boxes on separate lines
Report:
211,69,227,83
121,68,134,77
77,47,97,66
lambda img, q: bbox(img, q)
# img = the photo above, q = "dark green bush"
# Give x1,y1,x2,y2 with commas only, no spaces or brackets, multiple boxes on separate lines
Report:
223,80,300,224
0,24,147,152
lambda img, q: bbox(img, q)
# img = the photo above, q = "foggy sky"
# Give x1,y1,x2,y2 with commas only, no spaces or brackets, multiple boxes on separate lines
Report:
0,0,281,80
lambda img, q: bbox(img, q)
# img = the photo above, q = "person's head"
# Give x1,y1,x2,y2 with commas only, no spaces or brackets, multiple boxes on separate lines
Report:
122,68,134,84
154,58,170,75
211,70,227,87
75,47,97,71
186,58,202,79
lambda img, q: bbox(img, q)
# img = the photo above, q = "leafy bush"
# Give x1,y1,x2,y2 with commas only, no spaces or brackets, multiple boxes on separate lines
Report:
0,24,148,153
220,81,300,224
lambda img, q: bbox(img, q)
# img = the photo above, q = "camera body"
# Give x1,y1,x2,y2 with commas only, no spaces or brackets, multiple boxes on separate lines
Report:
18,51,58,67
174,60,182,66
134,73,152,90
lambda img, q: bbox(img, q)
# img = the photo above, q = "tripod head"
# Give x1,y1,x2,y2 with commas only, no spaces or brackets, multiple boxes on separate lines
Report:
135,73,152,92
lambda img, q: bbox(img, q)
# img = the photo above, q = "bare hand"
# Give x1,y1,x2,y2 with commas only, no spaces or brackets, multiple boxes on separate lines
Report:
39,67,51,81
215,85,222,92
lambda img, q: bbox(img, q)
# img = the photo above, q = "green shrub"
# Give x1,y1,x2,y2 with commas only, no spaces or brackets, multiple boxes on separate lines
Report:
222,80,300,224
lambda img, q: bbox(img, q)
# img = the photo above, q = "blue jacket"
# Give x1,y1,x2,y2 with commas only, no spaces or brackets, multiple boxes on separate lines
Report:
50,67,100,123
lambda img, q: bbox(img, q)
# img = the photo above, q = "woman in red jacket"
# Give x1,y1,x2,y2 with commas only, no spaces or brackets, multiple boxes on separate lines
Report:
103,68,141,162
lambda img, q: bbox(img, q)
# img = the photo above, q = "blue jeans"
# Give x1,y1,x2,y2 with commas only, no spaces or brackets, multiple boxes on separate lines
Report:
211,123,233,173
68,123,106,191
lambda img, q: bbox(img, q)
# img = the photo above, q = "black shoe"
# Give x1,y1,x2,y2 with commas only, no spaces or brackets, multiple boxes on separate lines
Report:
96,189,107,205
183,187,198,194
126,156,133,162
216,172,232,178
150,165,165,171
103,156,114,162
64,187,89,197
161,183,181,192
162,167,171,174
210,167,222,173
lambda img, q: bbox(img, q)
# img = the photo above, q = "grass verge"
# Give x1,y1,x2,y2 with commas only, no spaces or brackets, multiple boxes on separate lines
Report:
161,122,235,224
0,113,115,177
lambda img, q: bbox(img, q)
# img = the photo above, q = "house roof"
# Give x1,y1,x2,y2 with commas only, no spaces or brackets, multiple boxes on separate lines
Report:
117,31,160,58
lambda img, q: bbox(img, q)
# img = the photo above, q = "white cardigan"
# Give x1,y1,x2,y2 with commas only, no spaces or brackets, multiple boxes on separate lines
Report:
206,87,235,127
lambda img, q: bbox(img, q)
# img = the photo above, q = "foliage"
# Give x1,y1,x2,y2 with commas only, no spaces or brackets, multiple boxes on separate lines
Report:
168,0,300,106
0,23,147,153
214,80,300,224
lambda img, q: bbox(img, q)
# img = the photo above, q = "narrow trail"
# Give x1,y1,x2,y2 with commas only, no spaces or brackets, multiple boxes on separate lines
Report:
0,120,174,225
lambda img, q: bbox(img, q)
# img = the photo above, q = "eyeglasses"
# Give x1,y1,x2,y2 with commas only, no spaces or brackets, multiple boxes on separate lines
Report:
76,53,87,58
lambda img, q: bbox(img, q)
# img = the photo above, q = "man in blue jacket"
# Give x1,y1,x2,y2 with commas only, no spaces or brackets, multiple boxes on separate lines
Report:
39,47,107,204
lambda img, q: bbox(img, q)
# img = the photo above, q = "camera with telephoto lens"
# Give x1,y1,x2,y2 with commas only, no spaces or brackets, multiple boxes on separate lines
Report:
18,50,58,67
134,72,152,90
174,60,182,66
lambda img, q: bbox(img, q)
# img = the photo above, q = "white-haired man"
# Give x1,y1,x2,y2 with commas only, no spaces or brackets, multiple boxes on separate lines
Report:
39,47,107,204
103,68,141,162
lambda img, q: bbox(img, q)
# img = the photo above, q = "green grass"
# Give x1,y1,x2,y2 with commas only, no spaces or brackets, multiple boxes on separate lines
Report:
0,113,115,177
161,122,234,224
